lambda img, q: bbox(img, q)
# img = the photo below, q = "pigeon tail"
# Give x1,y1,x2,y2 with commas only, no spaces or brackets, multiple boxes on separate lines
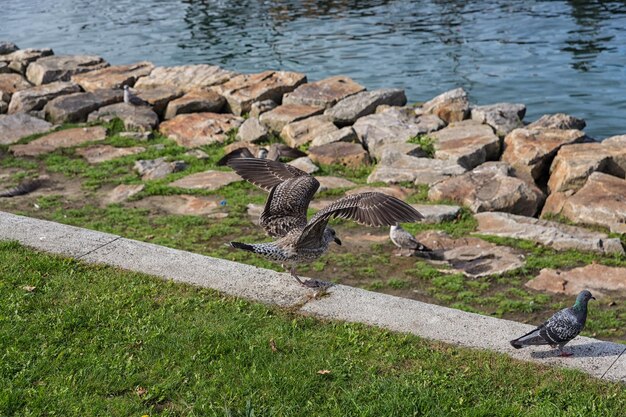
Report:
509,327,548,349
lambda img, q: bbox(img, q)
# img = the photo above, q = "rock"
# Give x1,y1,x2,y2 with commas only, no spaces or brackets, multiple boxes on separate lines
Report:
547,136,626,193
134,65,235,92
315,176,357,192
184,149,209,160
10,126,107,156
421,87,469,124
169,170,241,191
249,99,277,118
164,89,225,120
470,102,526,136
527,113,586,130
88,102,160,131
308,142,370,168
411,204,461,223
104,184,145,204
540,191,572,218
431,120,500,170
367,148,465,185
71,61,154,91
159,112,243,148
130,195,227,217
0,62,9,74
311,126,358,147
0,41,18,55
223,141,260,156
324,88,407,125
8,81,81,113
474,212,624,255
0,113,52,145
134,157,187,180
288,157,318,174
0,48,54,74
0,100,6,114
76,145,145,164
131,86,182,117
44,88,123,123
428,162,545,216
415,231,525,278
526,264,626,297
119,131,153,141
214,70,306,115
353,107,445,159
283,75,365,108
0,73,32,102
259,103,324,132
557,172,626,231
236,117,268,143
26,55,108,85
346,185,410,200
280,115,337,148
377,142,429,159
501,128,587,182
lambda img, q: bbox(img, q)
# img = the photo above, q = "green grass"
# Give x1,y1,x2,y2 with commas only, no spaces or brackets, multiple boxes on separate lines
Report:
1,241,625,416
407,134,436,158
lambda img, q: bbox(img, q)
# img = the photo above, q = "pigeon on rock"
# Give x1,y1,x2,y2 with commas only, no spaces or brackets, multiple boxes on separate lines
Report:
123,85,150,106
510,290,595,356
389,224,431,256
226,158,424,288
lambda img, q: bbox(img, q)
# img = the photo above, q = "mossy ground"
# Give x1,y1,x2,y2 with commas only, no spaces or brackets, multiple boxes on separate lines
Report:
1,121,625,343
1,241,625,416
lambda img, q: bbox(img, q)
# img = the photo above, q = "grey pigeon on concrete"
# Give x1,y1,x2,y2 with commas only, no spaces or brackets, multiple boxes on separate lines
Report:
123,85,149,106
510,290,595,356
227,158,424,288
216,143,306,166
389,224,431,256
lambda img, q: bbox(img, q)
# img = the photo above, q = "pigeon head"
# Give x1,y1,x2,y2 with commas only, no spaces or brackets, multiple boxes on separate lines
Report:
576,290,595,304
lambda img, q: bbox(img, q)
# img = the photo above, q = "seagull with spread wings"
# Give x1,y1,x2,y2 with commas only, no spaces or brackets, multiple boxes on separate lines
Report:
226,158,424,288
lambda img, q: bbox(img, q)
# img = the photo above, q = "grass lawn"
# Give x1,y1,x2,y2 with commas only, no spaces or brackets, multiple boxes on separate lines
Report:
1,241,624,416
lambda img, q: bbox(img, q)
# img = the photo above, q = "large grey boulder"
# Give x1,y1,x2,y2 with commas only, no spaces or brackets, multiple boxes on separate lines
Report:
213,70,306,115
431,120,500,170
164,89,225,120
280,115,337,148
159,112,243,148
428,162,545,217
88,102,159,131
26,55,108,85
134,64,236,92
0,48,53,74
259,103,324,133
310,126,358,147
0,73,32,102
421,87,469,123
0,42,18,55
71,61,154,91
353,107,445,159
134,86,184,118
8,81,81,114
527,113,586,130
283,75,365,108
367,148,465,185
324,88,407,126
526,264,626,297
0,113,52,145
470,102,526,136
44,89,123,123
474,211,624,255
236,117,268,143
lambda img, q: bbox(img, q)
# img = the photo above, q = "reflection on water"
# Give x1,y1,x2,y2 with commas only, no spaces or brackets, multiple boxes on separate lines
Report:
2,0,626,138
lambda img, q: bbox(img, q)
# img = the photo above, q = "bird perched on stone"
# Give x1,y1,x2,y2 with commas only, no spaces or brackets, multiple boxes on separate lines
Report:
216,143,306,166
123,85,149,106
510,290,595,356
226,158,424,288
389,224,431,256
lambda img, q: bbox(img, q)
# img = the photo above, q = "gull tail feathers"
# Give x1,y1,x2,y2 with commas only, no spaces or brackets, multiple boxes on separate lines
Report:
230,241,256,252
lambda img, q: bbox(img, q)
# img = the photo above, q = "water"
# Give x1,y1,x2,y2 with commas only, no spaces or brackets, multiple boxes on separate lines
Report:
2,0,626,138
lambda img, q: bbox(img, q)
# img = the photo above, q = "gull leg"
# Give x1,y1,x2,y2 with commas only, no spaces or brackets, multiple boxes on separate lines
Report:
290,266,333,289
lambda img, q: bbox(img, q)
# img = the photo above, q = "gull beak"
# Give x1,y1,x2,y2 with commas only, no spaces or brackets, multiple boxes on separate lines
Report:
591,296,596,300
334,237,342,245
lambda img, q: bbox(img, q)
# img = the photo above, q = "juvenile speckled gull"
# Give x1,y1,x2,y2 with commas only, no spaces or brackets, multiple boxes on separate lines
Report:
510,290,595,356
226,158,424,288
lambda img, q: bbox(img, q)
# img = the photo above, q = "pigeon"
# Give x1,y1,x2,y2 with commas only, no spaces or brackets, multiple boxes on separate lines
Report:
123,85,150,106
226,158,424,288
0,178,47,198
389,224,431,256
216,143,306,166
510,290,595,356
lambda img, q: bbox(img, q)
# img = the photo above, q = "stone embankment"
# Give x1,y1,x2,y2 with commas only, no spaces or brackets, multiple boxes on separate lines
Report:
1,41,626,295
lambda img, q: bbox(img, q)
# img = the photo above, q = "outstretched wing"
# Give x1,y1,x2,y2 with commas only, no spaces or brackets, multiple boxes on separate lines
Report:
226,158,312,192
297,192,423,249
260,176,319,237
216,147,255,166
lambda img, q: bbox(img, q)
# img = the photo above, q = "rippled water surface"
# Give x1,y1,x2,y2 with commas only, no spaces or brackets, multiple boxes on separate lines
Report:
3,0,626,138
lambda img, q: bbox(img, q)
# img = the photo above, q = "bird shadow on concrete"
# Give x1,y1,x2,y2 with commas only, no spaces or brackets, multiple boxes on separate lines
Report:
530,342,625,359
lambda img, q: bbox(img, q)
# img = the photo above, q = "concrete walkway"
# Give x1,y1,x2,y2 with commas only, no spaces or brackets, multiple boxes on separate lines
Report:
1,210,624,383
